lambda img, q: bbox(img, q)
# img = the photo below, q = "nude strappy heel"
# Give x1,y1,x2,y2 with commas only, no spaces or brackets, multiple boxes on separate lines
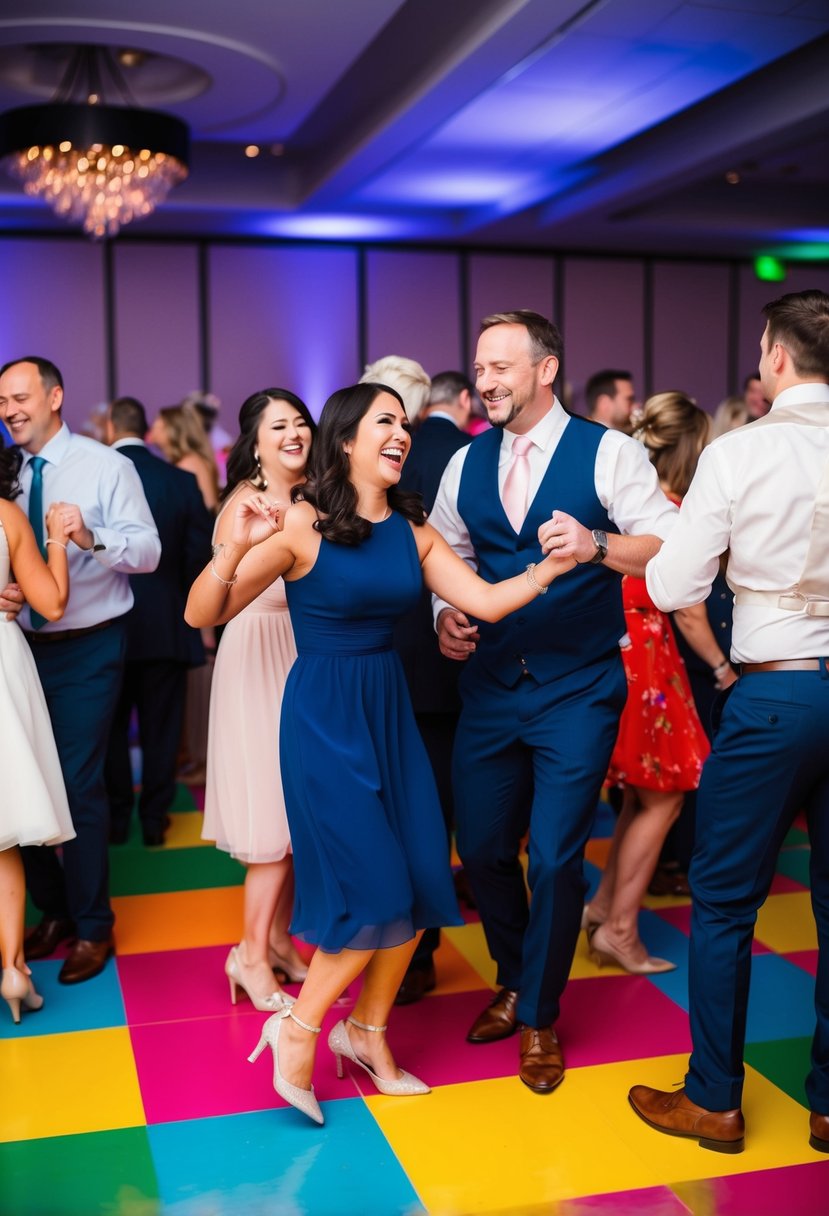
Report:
248,1006,324,1124
328,1015,430,1096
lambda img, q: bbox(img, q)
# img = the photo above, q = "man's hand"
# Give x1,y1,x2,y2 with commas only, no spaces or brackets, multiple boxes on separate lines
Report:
52,502,94,551
437,608,479,661
538,510,594,563
0,581,24,621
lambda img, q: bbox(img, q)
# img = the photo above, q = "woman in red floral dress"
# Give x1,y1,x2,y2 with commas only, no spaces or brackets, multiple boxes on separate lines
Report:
587,393,728,973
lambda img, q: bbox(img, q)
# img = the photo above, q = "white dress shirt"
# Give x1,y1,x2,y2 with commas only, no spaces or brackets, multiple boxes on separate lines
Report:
429,398,677,620
18,424,161,631
646,383,829,663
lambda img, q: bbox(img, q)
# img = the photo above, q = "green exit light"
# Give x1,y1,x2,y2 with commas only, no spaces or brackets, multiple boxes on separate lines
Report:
754,256,787,282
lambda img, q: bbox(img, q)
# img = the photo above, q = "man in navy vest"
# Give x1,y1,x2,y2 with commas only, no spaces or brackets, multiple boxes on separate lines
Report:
430,311,676,1092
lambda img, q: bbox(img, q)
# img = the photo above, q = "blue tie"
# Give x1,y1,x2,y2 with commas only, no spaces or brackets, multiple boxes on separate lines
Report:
27,456,47,630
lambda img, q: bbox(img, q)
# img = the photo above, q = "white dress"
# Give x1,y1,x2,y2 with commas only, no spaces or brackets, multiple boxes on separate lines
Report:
0,522,75,850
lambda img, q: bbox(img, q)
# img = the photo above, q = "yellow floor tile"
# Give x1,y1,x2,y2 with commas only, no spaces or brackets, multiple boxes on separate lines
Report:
112,886,243,954
577,1053,819,1183
443,923,498,990
165,811,210,849
0,1027,145,1142
755,892,817,953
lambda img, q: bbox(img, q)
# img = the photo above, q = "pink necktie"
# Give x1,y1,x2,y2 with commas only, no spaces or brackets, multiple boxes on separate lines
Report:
502,434,534,532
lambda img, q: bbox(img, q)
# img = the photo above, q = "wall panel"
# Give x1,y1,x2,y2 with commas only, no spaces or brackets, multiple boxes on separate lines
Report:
0,238,107,431
466,254,556,367
651,262,731,411
562,259,645,414
113,243,201,413
208,244,360,420
365,250,461,373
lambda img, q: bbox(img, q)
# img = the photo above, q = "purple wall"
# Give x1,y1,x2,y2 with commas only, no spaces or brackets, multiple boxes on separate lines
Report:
0,238,107,432
1,235,827,445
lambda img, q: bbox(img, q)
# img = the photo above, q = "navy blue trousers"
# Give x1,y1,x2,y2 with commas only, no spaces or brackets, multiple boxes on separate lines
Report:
685,664,829,1113
453,652,627,1027
23,621,126,940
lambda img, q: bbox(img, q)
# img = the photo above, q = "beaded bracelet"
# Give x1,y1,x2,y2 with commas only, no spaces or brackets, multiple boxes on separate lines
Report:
210,561,238,587
46,539,67,550
525,563,548,595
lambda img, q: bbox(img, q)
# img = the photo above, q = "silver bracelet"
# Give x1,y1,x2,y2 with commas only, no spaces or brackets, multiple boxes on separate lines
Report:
46,539,67,550
525,562,548,595
210,561,238,588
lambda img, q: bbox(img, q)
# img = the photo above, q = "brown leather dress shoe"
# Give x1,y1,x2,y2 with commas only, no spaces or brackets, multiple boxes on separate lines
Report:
519,1025,565,1093
810,1111,829,1152
58,938,115,985
629,1085,745,1153
24,916,76,960
466,987,519,1043
394,962,437,1006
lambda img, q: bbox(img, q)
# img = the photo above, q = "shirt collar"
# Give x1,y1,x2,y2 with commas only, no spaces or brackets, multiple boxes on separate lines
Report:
112,437,146,449
426,410,460,428
21,421,72,469
503,397,567,454
772,383,829,409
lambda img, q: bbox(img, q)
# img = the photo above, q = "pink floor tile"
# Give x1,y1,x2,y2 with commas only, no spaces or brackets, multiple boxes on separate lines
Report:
387,990,524,1086
770,872,808,894
652,904,770,954
675,1161,829,1216
131,1006,358,1123
558,1185,689,1215
786,949,818,977
557,975,692,1067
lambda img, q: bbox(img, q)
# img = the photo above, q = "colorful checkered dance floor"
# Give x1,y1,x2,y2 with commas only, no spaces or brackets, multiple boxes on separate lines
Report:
2,791,827,1214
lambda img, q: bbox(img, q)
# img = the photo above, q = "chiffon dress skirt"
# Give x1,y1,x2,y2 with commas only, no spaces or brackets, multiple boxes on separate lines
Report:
281,510,461,952
0,523,75,850
203,577,297,863
608,573,710,792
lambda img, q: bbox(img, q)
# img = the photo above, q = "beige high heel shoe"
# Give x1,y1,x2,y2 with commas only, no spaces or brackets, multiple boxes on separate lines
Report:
248,1007,324,1125
225,946,296,1013
1,966,44,1024
267,939,309,984
588,925,676,975
328,1016,430,1096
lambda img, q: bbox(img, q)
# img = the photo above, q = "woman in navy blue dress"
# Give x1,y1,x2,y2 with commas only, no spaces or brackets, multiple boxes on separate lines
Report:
187,382,572,1124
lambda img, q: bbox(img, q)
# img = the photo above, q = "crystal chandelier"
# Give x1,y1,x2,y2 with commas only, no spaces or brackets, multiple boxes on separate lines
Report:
0,46,189,238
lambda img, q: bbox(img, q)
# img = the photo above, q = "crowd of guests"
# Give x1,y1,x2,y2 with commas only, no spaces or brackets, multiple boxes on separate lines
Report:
1,290,828,1158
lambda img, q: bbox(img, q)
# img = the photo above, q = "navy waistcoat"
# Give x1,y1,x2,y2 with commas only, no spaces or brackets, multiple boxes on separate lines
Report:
457,415,624,688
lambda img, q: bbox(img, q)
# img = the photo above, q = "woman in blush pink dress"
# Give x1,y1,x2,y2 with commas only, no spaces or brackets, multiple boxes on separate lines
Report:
203,389,315,1011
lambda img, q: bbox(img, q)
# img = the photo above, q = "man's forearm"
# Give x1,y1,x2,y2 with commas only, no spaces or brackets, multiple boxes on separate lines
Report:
604,533,662,578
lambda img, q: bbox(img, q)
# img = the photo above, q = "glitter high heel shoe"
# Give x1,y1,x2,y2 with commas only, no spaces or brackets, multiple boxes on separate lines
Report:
225,946,295,1013
1,966,44,1024
328,1016,430,1096
248,1007,324,1125
588,925,676,975
267,942,310,985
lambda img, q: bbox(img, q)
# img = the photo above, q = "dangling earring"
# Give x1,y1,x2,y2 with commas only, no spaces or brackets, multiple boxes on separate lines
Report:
253,449,268,490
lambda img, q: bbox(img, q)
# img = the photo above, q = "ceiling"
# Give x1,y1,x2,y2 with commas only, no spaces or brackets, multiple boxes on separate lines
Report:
0,0,827,259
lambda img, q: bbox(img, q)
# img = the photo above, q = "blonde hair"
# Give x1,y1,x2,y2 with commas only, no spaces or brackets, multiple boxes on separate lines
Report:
158,404,220,498
360,355,430,423
634,392,711,498
710,395,749,439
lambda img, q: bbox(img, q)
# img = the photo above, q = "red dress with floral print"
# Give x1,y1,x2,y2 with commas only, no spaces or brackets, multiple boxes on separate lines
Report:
608,572,710,792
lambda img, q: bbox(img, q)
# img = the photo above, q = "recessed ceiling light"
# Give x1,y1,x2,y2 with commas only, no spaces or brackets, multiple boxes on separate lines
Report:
245,144,260,158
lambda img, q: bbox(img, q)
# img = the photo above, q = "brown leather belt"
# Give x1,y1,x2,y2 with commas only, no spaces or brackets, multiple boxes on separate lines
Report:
23,617,117,644
741,658,826,674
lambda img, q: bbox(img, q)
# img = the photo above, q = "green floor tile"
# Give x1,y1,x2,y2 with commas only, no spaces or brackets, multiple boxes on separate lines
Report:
777,847,811,888
745,1036,812,1108
0,1126,160,1216
109,844,243,896
783,825,810,847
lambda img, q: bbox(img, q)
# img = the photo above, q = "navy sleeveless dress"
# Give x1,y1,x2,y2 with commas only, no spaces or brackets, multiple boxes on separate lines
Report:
281,510,462,953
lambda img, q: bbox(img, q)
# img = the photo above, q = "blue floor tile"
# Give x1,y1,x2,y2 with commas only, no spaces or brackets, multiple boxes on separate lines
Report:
0,958,126,1039
148,1103,425,1216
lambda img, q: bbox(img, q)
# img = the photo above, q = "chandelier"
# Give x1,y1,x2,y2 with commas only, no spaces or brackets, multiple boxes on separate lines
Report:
0,46,189,238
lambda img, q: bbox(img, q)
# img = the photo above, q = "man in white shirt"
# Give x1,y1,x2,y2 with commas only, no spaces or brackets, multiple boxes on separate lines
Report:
430,311,676,1093
628,289,829,1154
0,357,160,984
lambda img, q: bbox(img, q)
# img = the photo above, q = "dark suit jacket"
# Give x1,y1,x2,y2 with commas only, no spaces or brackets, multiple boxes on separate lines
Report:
116,442,213,665
395,415,473,713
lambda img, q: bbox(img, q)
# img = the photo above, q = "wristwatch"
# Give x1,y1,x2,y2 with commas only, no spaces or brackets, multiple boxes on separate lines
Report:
85,532,106,553
587,529,608,564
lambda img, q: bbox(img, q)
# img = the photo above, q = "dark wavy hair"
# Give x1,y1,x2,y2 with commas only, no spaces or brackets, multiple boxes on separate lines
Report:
0,436,21,501
296,382,425,546
222,388,316,500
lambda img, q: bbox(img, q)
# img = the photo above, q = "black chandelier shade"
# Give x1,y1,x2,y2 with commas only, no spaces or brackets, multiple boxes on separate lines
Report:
0,103,190,166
